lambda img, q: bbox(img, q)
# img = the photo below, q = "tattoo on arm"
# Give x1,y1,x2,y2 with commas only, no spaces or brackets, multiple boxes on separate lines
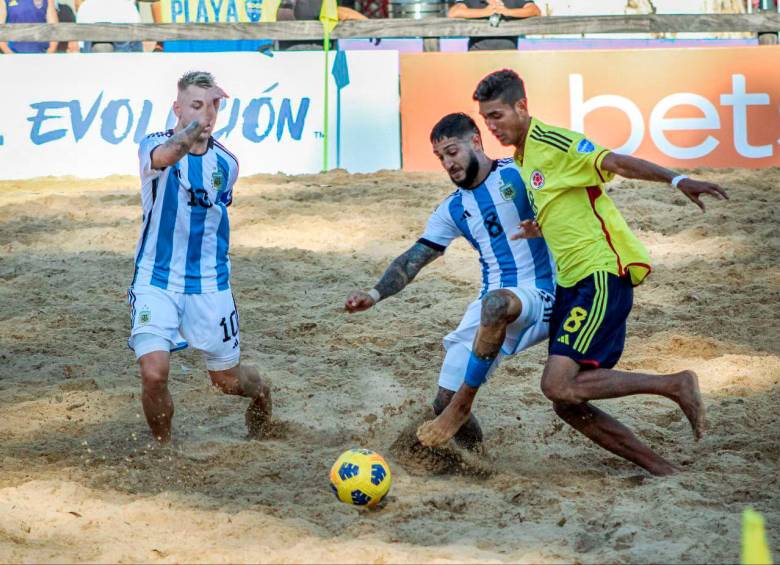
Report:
155,121,207,167
373,242,442,301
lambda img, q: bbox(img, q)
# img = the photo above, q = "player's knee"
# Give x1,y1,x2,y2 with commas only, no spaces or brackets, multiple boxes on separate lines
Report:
432,387,455,415
141,365,169,392
540,356,581,403
540,373,575,403
239,365,267,398
480,291,512,327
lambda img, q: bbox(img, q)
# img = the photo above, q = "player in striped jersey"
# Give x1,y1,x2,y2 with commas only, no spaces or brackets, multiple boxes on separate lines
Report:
345,113,555,450
128,71,271,444
474,69,728,475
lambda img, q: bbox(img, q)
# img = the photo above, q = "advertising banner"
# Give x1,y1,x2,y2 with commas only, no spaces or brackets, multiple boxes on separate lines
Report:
159,0,263,23
0,51,400,179
400,47,780,171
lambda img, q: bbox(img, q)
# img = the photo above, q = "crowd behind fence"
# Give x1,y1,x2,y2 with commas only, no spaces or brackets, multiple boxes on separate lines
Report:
0,0,778,54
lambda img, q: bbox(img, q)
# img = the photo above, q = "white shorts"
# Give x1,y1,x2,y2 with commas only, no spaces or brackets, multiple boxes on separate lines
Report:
127,284,241,371
438,286,553,392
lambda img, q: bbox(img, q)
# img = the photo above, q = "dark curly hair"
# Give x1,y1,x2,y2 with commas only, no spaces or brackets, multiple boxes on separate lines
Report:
430,112,481,143
472,69,526,106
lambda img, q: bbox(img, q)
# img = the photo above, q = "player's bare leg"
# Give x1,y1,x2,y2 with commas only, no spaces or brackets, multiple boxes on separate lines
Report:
552,400,678,476
431,387,483,451
541,355,705,475
418,290,521,447
209,363,272,438
541,355,706,439
139,350,174,444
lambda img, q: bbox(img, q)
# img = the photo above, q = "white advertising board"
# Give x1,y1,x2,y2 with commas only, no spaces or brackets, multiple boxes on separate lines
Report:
0,51,400,179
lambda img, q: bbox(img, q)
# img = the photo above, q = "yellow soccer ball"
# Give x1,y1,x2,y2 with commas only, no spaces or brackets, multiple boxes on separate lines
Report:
329,448,392,508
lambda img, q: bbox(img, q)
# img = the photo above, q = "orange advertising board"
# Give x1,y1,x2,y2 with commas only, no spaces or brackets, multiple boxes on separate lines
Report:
400,47,780,171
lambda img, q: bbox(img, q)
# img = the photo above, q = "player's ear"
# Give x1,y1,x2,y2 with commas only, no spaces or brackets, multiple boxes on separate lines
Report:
514,97,528,116
471,132,484,152
172,100,181,119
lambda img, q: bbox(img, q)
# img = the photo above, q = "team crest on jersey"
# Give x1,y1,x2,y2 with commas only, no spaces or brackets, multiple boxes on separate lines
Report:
138,307,151,325
577,139,595,154
530,170,545,190
212,168,224,191
499,183,516,201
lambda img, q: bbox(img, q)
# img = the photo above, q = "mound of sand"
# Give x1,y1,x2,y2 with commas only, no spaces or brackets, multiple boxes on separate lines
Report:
0,168,778,563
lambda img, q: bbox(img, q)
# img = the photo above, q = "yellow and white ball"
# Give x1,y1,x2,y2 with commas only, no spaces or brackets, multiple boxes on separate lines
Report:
329,448,392,508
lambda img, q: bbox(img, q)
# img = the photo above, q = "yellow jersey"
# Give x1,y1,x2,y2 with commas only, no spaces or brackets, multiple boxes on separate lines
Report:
515,117,651,288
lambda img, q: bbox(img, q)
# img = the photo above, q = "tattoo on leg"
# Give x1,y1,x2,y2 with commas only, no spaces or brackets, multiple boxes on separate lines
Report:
481,292,511,326
473,290,522,359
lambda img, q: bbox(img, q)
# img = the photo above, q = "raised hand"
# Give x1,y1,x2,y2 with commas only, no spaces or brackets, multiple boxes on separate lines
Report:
206,85,229,104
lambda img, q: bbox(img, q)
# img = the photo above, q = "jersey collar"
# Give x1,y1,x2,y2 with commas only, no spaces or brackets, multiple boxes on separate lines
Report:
514,116,537,166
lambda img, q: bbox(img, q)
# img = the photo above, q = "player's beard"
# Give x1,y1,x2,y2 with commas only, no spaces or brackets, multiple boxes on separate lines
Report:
454,151,481,189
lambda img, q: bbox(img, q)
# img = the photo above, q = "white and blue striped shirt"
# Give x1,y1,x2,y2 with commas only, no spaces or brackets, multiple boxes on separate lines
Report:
420,158,555,297
131,131,239,294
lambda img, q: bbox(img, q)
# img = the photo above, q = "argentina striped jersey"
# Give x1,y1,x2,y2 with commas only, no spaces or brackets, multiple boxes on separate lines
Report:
420,159,555,297
131,131,239,294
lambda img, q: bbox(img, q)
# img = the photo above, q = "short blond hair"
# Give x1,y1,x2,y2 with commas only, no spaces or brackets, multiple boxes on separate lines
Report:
177,71,216,91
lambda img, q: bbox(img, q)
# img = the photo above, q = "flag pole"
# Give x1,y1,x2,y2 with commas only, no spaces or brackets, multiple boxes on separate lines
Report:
319,0,337,173
336,79,341,169
323,29,330,172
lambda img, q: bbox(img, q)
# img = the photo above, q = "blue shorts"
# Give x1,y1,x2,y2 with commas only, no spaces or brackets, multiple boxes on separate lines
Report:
548,271,633,369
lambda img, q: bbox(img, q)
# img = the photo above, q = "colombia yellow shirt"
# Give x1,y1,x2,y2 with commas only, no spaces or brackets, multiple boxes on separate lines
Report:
515,117,651,288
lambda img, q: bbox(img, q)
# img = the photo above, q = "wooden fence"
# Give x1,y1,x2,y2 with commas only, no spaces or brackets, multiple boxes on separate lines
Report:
0,13,778,43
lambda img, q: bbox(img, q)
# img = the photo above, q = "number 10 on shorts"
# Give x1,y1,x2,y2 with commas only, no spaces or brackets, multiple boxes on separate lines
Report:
220,310,238,343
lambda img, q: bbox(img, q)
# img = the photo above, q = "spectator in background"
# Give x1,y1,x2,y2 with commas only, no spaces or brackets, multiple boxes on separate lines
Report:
447,0,539,51
55,0,78,53
76,0,143,52
0,0,59,54
276,0,366,51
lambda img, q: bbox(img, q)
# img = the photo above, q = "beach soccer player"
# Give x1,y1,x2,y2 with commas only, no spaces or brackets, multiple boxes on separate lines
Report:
127,71,271,444
426,69,726,475
345,112,555,451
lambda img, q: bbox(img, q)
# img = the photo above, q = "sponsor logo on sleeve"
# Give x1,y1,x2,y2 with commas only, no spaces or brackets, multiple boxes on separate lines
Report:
577,139,595,154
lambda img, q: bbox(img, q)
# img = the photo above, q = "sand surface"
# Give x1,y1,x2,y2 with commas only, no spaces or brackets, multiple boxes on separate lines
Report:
0,168,778,563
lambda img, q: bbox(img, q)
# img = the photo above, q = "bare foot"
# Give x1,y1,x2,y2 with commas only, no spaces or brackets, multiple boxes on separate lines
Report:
417,402,472,448
648,461,680,476
675,370,706,441
245,382,272,439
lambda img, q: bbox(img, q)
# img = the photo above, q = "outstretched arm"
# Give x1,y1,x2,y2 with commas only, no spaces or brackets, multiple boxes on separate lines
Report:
345,242,442,313
601,152,728,212
374,242,443,300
